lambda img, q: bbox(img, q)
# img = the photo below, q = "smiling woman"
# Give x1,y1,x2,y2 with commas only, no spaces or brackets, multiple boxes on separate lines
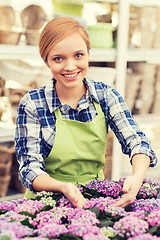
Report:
15,16,157,210
46,32,89,107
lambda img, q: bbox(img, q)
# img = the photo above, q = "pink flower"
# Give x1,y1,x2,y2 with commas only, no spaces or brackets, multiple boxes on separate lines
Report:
83,232,110,240
128,233,160,240
68,223,100,237
14,199,44,215
113,216,149,238
148,210,160,226
36,222,68,237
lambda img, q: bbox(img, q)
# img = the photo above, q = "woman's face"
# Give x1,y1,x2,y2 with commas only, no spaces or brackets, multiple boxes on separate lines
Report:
46,32,90,91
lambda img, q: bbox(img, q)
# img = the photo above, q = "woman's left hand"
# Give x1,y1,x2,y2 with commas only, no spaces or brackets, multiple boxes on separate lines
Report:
114,174,143,208
115,154,150,208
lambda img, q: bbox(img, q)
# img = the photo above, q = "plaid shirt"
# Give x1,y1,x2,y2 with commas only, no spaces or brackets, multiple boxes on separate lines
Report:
15,78,157,191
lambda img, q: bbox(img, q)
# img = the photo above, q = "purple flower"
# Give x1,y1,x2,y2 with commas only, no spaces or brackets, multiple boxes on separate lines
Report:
32,210,56,228
57,195,74,208
14,199,44,214
5,210,31,222
68,223,100,237
128,233,160,240
69,207,99,225
103,205,126,218
36,222,68,238
143,178,160,186
113,216,149,238
138,183,159,199
131,198,160,212
85,196,118,211
85,179,122,198
0,201,16,212
83,232,110,240
127,210,147,220
33,207,69,228
117,177,126,187
147,210,160,226
0,219,33,238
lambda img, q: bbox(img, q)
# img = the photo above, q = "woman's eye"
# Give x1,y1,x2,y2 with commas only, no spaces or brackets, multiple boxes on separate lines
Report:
53,57,62,62
75,53,82,59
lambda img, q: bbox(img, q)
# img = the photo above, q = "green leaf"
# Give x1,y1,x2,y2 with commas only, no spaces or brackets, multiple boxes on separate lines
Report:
38,205,52,212
21,218,35,229
19,211,36,219
111,235,125,240
148,225,160,236
81,185,104,199
60,234,82,240
0,236,11,240
0,210,7,215
87,207,101,218
98,219,114,228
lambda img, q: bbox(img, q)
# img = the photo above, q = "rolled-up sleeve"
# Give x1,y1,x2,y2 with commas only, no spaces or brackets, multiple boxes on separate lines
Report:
106,87,157,167
15,93,48,192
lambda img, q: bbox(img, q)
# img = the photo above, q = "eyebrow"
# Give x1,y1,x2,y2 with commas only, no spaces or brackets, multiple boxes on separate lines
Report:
49,50,85,58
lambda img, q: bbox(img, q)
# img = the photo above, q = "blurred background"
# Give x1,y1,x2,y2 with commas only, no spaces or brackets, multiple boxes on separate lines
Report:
0,0,159,200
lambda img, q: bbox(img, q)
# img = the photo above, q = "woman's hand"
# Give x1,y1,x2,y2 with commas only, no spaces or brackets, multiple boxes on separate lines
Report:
32,175,87,207
115,154,150,208
62,182,88,208
114,174,143,208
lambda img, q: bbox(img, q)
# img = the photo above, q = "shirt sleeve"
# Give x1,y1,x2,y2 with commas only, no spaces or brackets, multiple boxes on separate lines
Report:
106,87,158,167
15,93,48,192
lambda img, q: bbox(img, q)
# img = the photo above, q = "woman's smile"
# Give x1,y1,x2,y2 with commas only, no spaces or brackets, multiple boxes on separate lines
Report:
62,72,80,80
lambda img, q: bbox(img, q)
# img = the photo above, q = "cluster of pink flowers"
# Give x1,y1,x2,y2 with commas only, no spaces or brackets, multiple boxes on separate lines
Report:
113,216,149,238
131,198,160,212
147,210,160,226
0,177,160,239
85,179,122,198
128,233,160,240
14,199,44,215
0,218,33,239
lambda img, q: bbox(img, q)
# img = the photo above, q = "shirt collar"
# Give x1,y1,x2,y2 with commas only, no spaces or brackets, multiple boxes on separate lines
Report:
45,78,61,113
83,78,100,104
45,77,99,113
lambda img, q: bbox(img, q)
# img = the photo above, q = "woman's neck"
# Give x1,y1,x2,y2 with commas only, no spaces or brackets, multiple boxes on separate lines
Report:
55,82,86,109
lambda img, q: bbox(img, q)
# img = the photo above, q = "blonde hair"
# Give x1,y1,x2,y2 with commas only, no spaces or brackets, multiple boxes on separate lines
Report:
39,17,91,63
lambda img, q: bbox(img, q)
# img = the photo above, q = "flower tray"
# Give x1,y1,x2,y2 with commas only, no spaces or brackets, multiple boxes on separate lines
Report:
1,177,160,239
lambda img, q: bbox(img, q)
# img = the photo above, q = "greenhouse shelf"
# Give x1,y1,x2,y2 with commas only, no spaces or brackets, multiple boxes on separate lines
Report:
0,44,117,62
129,0,160,7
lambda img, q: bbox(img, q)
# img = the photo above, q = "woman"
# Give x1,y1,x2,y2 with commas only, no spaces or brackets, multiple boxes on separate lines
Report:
15,17,157,208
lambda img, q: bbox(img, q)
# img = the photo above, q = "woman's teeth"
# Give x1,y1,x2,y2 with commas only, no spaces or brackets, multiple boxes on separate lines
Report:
64,73,78,78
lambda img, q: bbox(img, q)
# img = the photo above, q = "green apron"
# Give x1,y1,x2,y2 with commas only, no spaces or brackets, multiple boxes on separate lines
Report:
25,101,107,199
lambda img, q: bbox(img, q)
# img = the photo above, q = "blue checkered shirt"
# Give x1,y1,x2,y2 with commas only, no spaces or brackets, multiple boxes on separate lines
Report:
15,78,157,191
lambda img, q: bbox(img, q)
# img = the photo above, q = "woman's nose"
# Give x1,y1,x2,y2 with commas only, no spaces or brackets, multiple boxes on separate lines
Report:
64,60,76,71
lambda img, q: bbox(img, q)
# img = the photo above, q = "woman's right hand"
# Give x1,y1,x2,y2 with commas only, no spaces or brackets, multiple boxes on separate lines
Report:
62,182,88,208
